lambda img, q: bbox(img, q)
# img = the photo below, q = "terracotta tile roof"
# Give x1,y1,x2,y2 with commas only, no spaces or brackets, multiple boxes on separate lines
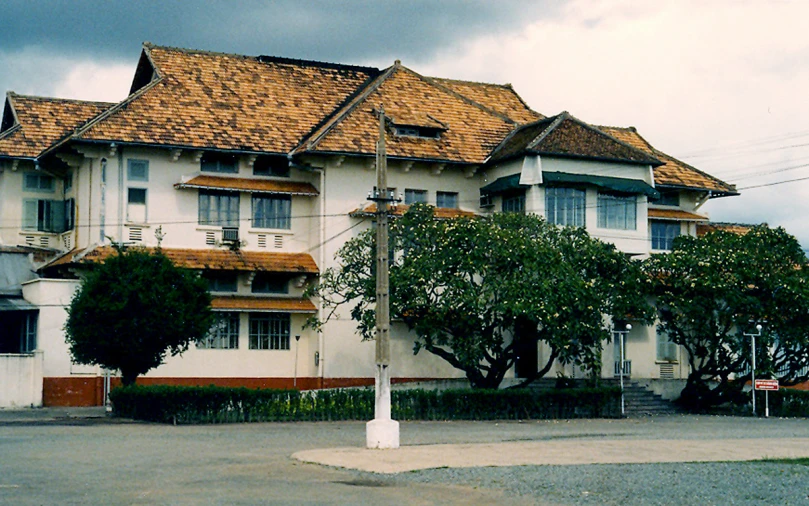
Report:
648,208,708,221
211,295,316,313
349,203,477,219
428,77,543,124
489,112,662,166
0,93,112,159
598,126,737,195
175,175,318,195
72,44,379,154
296,64,518,164
696,222,754,236
43,246,318,273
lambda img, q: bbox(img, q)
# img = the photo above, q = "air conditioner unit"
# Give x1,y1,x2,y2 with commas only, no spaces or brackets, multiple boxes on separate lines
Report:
222,227,239,243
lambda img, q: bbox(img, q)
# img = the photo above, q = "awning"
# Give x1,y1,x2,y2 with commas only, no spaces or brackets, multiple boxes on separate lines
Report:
0,297,38,312
211,296,317,313
174,175,319,196
480,174,528,195
543,172,659,199
349,203,477,219
648,208,708,221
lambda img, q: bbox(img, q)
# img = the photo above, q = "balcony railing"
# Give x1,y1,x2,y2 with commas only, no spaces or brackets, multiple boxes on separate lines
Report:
614,360,632,378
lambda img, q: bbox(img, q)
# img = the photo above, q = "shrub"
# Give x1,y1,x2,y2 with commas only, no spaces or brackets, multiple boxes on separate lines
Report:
110,385,621,424
754,389,809,417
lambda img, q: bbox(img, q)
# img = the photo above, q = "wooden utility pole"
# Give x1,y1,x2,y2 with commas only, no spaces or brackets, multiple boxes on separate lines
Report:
366,105,399,449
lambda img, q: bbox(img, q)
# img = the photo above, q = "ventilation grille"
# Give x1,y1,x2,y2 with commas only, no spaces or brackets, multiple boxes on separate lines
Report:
39,236,49,248
205,231,216,245
63,235,72,250
659,363,675,379
25,236,34,246
129,227,143,242
274,235,283,249
257,234,267,248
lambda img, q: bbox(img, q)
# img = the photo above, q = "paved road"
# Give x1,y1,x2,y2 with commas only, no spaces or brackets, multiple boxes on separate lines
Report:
1,410,808,505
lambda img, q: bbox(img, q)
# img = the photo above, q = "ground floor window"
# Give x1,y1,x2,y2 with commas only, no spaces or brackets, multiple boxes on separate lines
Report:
198,312,239,349
657,330,678,362
0,310,37,354
502,192,526,213
249,313,290,350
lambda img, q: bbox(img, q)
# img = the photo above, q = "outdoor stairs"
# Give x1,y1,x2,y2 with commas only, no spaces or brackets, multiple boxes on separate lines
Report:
617,381,684,416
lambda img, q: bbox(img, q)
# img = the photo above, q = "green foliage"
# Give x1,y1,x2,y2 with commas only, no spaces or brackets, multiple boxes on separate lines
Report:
754,389,809,418
644,225,809,411
65,247,214,385
310,204,653,389
109,384,621,424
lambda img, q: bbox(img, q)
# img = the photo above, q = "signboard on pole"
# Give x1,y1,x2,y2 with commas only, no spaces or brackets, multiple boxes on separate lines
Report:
754,379,779,391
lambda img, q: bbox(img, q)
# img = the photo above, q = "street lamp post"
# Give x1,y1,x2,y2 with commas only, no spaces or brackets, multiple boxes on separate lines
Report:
744,324,763,416
615,323,632,417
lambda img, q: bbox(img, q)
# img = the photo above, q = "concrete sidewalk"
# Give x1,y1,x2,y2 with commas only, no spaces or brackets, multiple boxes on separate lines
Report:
0,406,108,423
293,436,809,473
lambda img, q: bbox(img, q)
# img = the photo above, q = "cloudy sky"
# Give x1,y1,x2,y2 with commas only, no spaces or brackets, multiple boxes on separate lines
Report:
2,0,808,246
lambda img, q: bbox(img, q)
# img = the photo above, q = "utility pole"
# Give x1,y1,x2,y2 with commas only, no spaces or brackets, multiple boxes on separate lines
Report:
366,105,399,449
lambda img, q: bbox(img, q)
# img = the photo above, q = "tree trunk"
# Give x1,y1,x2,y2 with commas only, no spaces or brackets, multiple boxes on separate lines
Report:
121,370,138,387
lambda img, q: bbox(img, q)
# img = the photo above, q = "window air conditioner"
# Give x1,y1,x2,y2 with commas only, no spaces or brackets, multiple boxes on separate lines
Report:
222,227,239,243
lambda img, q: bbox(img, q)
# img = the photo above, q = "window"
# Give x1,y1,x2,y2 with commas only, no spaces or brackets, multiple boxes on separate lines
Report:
201,152,238,173
127,188,147,223
404,189,427,205
23,199,66,232
545,187,585,227
64,174,73,193
204,271,238,292
252,273,289,294
393,126,441,139
63,198,75,231
127,159,149,181
23,173,54,192
654,192,679,207
657,329,678,362
252,195,291,229
253,156,290,177
651,220,681,251
502,193,525,213
249,313,290,350
597,192,636,230
199,190,240,226
21,312,37,352
198,312,239,349
436,191,458,208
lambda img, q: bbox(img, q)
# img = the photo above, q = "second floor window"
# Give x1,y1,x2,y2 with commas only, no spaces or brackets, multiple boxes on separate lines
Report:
252,273,289,294
502,193,525,213
201,152,238,174
127,159,149,181
405,189,427,205
204,271,238,292
127,188,147,223
546,187,585,227
597,192,636,230
651,220,681,251
24,173,54,193
22,198,74,233
436,191,458,208
252,195,291,229
199,190,239,227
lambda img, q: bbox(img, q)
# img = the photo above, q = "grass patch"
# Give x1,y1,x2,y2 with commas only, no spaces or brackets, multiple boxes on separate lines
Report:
753,457,809,466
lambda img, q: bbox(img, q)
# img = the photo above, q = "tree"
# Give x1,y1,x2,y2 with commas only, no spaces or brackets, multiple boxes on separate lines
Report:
310,204,652,389
644,225,809,411
65,247,214,386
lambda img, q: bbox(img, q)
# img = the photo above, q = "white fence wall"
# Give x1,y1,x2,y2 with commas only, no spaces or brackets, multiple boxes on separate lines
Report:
0,351,43,407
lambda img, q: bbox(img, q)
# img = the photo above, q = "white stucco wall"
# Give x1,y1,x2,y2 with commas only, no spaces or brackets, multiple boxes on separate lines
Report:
0,351,43,407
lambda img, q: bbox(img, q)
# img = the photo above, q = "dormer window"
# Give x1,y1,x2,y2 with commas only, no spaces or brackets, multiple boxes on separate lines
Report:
393,125,442,139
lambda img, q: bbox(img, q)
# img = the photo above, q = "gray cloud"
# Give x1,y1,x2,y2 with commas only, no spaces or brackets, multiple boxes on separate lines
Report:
0,0,555,65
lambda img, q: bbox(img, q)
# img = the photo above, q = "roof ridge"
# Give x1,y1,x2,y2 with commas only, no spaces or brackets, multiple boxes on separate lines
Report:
5,92,115,107
484,115,555,162
526,111,568,149
415,69,517,125
293,62,399,153
553,113,663,166
429,76,513,89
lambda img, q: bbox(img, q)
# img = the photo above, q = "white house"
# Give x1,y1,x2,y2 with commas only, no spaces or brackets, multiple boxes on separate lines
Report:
0,43,737,406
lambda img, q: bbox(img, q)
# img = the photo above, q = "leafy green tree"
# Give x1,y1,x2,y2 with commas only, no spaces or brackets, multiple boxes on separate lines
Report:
65,247,214,386
644,225,809,411
311,204,652,389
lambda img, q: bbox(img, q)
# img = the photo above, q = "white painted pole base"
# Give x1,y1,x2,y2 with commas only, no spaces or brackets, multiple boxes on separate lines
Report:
366,418,400,449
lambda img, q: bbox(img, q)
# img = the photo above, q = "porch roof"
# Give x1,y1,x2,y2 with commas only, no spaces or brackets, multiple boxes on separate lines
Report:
174,175,319,196
211,296,316,313
0,297,37,312
648,208,709,221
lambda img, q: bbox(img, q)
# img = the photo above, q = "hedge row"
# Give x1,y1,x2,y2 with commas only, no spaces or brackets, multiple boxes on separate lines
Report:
754,388,809,417
109,385,621,424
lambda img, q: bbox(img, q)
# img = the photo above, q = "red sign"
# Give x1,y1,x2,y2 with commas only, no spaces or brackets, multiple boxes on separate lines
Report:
754,379,779,391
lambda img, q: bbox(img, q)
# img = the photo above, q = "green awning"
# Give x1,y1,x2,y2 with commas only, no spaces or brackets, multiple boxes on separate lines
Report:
543,172,659,198
480,174,528,195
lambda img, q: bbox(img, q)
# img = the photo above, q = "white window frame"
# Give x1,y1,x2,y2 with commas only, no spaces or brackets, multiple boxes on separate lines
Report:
656,329,678,362
597,192,636,230
127,159,149,182
249,313,291,350
436,191,458,209
650,220,681,251
405,189,427,205
252,194,291,229
545,187,585,227
198,312,240,349
127,188,148,223
199,190,240,226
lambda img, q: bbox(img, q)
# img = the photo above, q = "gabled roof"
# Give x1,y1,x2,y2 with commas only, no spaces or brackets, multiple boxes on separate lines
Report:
599,126,737,196
295,63,519,164
429,77,542,124
488,112,662,166
42,246,319,274
71,43,381,154
0,93,112,159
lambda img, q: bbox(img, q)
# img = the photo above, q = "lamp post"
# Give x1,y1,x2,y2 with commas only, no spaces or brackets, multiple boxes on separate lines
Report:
615,323,632,417
744,324,763,416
